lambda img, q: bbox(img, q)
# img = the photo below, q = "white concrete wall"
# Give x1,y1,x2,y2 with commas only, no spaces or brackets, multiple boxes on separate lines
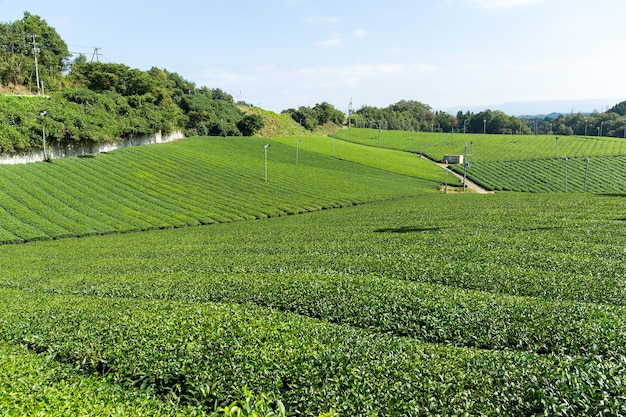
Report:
0,130,185,165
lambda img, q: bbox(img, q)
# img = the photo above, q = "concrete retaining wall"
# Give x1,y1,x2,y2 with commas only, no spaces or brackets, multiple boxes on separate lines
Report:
0,130,185,165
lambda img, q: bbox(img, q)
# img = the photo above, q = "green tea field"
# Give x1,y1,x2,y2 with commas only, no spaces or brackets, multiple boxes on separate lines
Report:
0,133,625,415
0,136,449,244
335,128,626,193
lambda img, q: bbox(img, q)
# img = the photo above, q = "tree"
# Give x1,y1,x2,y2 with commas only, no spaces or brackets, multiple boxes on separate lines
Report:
607,100,626,116
237,114,264,136
0,12,70,90
313,102,344,126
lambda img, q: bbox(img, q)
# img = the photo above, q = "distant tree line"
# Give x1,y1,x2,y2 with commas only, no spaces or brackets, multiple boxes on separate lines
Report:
349,99,626,137
349,100,532,135
520,103,626,137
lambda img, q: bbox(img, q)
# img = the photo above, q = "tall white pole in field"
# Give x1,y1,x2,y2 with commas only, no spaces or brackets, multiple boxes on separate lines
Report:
583,157,589,192
562,157,568,192
296,139,300,167
264,144,270,182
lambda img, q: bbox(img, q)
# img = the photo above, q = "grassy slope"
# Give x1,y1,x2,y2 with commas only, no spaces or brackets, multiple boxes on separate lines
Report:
239,106,338,137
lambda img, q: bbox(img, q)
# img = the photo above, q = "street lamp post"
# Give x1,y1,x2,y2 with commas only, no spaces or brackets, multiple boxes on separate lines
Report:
483,119,486,134
562,157,568,192
264,144,270,182
296,139,300,167
583,157,589,192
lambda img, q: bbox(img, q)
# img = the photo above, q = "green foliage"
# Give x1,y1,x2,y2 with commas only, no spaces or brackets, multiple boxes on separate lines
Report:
339,127,626,193
0,89,181,153
0,12,70,90
273,135,452,184
0,60,269,152
217,388,285,417
180,93,243,136
0,342,208,416
608,100,626,116
451,155,626,192
0,14,266,152
237,114,265,136
283,102,344,131
352,99,436,132
1,193,626,414
0,136,435,243
521,109,626,137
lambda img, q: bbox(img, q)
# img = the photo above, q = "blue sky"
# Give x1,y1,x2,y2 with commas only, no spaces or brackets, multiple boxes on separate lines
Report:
2,0,625,113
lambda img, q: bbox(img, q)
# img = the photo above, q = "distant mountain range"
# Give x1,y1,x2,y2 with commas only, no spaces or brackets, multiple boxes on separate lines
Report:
444,98,622,118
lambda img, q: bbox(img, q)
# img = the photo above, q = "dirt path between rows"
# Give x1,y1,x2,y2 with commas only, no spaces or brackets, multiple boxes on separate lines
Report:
424,156,494,194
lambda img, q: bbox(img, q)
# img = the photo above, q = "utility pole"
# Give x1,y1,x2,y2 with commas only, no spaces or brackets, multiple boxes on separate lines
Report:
562,157,569,192
346,98,352,142
91,47,101,63
264,144,270,182
583,157,589,192
296,139,300,167
31,34,42,94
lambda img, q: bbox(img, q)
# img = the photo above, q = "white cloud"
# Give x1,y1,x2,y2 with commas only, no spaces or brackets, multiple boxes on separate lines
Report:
466,0,545,10
316,33,345,47
352,29,369,39
307,15,341,26
461,62,486,70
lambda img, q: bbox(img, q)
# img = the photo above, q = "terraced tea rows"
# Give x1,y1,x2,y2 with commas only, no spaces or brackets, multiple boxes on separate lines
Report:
337,128,626,162
0,136,443,244
451,155,626,192
1,193,626,414
337,128,626,193
1,132,626,414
